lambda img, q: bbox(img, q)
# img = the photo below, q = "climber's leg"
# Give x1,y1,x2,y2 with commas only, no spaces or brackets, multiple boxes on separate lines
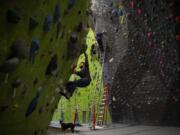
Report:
60,77,91,99
74,77,91,87
97,39,104,52
59,91,71,100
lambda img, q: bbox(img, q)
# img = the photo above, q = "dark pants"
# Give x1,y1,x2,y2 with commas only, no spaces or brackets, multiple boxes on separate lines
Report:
97,39,104,52
66,77,91,94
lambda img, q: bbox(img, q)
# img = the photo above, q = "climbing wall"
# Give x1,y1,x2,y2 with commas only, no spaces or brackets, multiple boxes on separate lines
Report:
0,0,90,134
110,0,180,126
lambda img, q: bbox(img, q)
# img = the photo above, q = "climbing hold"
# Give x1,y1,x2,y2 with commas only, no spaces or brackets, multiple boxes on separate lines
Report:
11,39,29,59
0,105,9,112
67,0,75,9
111,9,119,17
70,32,78,44
11,79,22,88
29,17,39,30
109,58,114,63
130,1,135,8
45,54,58,76
175,16,180,22
61,29,65,39
55,87,61,93
176,35,180,41
78,10,81,15
49,38,53,43
20,89,27,98
0,57,20,73
56,21,62,39
43,15,53,32
137,9,143,16
34,131,37,135
33,78,38,86
39,106,44,114
6,9,21,24
123,33,128,38
12,103,19,111
29,38,40,64
46,102,49,107
76,22,83,32
147,32,153,40
53,4,61,23
25,89,42,117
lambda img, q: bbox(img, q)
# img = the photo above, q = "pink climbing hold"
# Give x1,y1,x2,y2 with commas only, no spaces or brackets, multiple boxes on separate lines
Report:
147,32,153,40
130,0,135,8
137,9,143,16
159,57,164,65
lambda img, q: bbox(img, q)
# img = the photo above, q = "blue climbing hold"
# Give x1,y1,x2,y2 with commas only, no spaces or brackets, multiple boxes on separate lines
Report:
43,15,53,32
112,9,119,17
53,4,61,23
25,90,41,117
29,38,40,64
6,9,21,24
45,54,58,76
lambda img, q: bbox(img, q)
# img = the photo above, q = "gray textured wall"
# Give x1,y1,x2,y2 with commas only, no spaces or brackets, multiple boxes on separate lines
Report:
91,0,180,126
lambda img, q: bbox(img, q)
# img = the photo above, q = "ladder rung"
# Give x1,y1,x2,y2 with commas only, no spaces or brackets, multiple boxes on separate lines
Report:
98,120,103,122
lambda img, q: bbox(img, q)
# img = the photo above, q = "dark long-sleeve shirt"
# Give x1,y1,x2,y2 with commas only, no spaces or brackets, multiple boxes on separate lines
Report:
75,54,91,79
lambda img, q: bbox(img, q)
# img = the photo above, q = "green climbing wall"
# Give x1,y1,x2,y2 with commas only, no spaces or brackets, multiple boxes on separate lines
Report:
0,0,90,135
52,29,104,124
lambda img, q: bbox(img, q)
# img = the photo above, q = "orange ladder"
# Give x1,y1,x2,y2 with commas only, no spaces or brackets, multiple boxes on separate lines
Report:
97,84,109,126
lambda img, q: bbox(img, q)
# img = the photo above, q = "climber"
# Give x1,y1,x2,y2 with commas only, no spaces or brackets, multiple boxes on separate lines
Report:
110,4,124,30
60,53,91,99
96,32,104,52
91,44,97,56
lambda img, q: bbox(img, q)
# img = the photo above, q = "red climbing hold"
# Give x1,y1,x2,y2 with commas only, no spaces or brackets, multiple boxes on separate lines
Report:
175,16,180,22
176,35,180,41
